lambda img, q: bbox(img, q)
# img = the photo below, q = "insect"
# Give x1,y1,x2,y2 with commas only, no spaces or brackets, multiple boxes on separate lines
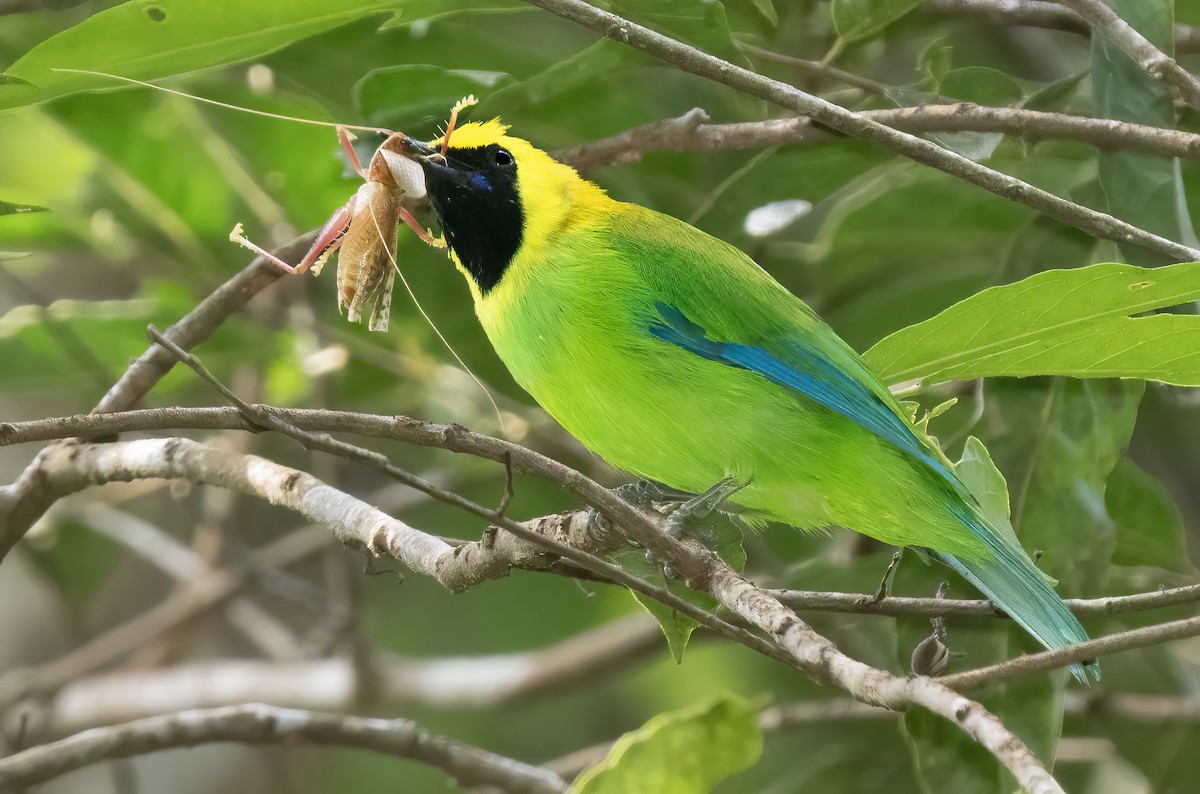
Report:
230,96,478,332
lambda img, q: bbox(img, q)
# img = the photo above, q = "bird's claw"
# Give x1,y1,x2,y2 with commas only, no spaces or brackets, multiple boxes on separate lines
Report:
664,477,747,544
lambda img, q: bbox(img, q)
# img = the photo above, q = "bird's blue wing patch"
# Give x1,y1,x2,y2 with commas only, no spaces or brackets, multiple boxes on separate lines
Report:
649,302,951,479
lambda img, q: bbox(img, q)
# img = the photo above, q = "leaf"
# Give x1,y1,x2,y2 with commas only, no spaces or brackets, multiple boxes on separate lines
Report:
953,437,1010,528
985,378,1144,596
608,512,745,663
831,0,921,44
570,695,762,794
863,261,1200,386
1091,0,1196,263
0,200,48,216
355,64,512,129
1106,457,1194,573
0,0,408,111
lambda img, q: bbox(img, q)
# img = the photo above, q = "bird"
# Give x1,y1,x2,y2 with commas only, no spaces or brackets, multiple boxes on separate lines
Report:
399,118,1096,683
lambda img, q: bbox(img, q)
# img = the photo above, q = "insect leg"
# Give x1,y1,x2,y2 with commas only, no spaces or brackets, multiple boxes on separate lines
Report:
230,201,354,275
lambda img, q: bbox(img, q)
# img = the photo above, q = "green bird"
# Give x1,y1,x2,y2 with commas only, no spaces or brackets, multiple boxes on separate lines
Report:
402,119,1095,682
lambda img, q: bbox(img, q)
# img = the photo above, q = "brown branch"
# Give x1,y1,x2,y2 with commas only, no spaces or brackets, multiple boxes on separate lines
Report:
556,105,1200,172
940,614,1200,689
7,408,1196,622
1058,0,1200,110
7,409,1195,599
525,0,1200,265
0,431,1057,791
0,704,567,793
924,0,1200,54
772,583,1200,619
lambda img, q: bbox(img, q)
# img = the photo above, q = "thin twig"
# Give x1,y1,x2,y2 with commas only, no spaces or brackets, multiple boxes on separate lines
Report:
557,105,1200,172
923,0,1200,54
1058,0,1200,110
941,615,1200,689
0,704,567,793
525,0,1200,263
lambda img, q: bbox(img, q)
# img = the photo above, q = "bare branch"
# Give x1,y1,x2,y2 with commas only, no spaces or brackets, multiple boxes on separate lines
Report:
93,234,313,415
941,614,1200,689
772,583,1200,619
1058,0,1200,110
924,0,1200,54
34,615,661,737
0,526,330,710
558,105,1200,172
65,500,303,660
524,0,1200,263
0,704,567,793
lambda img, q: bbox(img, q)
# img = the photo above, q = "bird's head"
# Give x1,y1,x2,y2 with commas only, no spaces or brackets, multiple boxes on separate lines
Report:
401,119,609,298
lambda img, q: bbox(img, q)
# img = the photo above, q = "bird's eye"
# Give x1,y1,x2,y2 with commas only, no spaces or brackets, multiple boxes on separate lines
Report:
494,148,514,167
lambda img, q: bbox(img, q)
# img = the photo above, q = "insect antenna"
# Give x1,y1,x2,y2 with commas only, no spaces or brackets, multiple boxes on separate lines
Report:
50,68,391,135
365,195,506,433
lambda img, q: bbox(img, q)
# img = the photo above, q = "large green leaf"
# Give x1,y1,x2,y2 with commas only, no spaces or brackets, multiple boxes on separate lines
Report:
1091,0,1196,264
571,695,762,794
355,64,512,130
1107,457,1194,573
864,261,1200,386
831,0,921,43
0,0,409,111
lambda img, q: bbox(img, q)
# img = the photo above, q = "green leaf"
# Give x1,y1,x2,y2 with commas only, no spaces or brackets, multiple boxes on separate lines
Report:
985,379,1144,596
571,695,762,794
355,64,512,129
0,200,47,215
609,513,745,663
1091,0,1196,263
831,0,921,44
864,261,1200,386
0,0,408,111
953,437,1010,528
1106,457,1194,573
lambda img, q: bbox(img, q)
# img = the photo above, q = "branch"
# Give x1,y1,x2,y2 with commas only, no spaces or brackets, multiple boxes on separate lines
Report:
93,234,312,415
0,525,331,709
34,614,661,738
940,614,1200,689
1058,0,1200,110
557,104,1200,172
524,0,1200,263
3,433,1059,792
772,583,1200,618
0,704,567,793
8,409,1196,618
924,0,1200,54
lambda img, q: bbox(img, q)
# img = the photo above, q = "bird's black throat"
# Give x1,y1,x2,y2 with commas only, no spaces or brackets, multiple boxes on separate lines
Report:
420,145,523,294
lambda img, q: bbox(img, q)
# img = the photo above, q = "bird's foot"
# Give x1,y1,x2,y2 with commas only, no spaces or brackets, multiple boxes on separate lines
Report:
870,550,904,604
664,477,747,544
585,480,672,543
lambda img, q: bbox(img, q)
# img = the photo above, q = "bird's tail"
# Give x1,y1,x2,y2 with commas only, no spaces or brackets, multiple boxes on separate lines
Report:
934,504,1098,684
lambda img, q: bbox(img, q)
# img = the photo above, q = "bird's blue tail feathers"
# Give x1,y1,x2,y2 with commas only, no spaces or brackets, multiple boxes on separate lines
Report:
937,503,1097,684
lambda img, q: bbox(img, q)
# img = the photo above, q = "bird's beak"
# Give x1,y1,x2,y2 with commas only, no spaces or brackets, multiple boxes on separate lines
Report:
399,135,477,191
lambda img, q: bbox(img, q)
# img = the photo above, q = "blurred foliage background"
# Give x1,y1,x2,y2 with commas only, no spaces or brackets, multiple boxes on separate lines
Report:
1,1,1199,792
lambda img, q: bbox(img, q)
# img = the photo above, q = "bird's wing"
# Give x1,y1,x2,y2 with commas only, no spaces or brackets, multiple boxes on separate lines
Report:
647,301,954,482
611,206,953,482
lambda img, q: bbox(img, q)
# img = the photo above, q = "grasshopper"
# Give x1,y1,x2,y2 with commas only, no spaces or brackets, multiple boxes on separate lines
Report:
230,97,478,332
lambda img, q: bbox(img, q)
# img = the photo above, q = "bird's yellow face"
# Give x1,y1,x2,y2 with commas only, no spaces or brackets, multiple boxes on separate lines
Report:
405,120,611,304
